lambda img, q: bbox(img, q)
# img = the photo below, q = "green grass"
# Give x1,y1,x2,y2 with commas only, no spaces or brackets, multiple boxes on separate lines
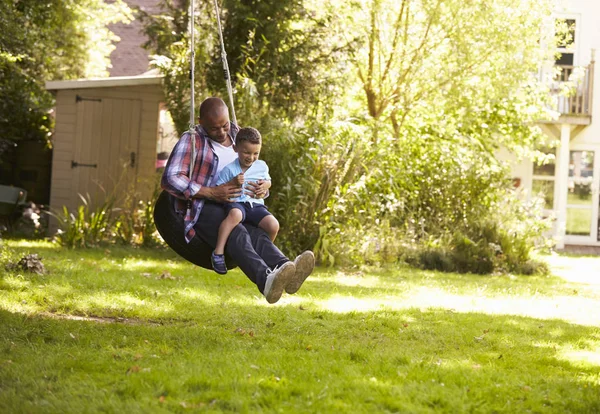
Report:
1,240,599,413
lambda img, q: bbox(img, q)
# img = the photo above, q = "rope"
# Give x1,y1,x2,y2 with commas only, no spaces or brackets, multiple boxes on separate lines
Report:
213,0,237,126
188,0,196,177
188,0,237,199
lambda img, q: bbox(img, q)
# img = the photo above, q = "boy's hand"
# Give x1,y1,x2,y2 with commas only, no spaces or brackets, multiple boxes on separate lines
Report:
234,173,244,186
245,180,271,199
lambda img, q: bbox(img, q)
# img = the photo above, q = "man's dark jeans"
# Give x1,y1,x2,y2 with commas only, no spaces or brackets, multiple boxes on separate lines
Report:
194,201,288,292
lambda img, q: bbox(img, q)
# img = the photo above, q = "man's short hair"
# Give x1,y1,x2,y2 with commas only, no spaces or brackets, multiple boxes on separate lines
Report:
236,127,262,145
199,97,228,119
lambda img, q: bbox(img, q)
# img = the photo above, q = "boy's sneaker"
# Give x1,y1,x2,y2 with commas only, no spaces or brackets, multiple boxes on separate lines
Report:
285,251,315,294
263,261,296,304
211,251,227,275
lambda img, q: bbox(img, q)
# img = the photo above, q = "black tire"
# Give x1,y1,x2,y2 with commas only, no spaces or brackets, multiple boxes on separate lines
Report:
153,190,237,270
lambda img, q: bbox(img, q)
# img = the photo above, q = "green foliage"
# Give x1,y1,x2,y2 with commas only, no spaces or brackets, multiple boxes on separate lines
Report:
216,0,342,119
0,0,131,160
144,0,558,274
50,186,163,249
113,187,162,247
50,194,116,248
403,193,552,275
138,0,216,134
140,0,342,134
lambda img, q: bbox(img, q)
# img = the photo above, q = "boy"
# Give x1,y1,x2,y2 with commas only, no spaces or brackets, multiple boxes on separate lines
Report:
211,127,280,274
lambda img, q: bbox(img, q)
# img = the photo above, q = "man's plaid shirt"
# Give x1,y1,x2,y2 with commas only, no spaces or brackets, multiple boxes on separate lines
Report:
161,123,239,243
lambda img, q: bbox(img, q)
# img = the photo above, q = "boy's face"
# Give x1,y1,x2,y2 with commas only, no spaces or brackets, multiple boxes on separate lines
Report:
235,141,261,168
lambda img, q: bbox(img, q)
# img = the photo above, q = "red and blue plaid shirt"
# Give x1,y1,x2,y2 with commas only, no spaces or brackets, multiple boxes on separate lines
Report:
161,123,239,243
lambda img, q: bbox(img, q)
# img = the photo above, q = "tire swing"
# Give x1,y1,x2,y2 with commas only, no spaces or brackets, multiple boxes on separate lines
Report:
153,0,237,270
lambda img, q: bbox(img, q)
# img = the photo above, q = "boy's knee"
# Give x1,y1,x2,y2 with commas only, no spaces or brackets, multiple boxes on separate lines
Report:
229,208,243,222
263,216,279,234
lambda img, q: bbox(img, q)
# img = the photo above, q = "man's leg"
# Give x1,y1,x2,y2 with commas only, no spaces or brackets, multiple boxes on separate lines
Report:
245,225,289,271
195,202,272,292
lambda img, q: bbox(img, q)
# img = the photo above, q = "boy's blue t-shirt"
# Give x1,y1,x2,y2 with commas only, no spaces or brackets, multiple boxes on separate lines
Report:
216,159,271,205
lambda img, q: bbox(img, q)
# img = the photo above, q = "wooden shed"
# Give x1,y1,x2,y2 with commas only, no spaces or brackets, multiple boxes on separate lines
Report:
45,75,164,216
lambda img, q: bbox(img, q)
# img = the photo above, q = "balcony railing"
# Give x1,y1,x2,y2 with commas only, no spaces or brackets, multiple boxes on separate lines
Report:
550,59,595,117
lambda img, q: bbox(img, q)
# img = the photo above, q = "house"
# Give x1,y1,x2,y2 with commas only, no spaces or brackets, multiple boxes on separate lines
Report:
506,0,599,248
45,0,179,222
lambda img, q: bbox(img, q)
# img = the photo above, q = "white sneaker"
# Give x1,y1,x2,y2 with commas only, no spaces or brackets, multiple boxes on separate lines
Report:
285,251,315,294
263,261,296,304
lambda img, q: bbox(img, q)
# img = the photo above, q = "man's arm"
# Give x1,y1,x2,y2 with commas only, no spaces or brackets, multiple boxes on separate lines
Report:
194,177,242,202
201,163,243,202
161,132,202,200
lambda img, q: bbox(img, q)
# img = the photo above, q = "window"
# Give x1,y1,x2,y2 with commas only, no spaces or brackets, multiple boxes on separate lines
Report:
566,150,594,236
532,147,556,210
554,18,577,80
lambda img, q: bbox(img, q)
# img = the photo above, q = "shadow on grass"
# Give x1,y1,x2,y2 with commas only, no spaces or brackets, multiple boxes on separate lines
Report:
0,304,599,413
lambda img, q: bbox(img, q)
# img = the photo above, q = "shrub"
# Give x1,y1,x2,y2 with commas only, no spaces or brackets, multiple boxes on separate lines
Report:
50,193,116,248
255,114,551,274
113,186,162,247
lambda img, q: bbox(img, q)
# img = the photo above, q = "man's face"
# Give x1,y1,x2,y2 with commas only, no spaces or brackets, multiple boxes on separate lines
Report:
199,109,230,144
235,141,261,169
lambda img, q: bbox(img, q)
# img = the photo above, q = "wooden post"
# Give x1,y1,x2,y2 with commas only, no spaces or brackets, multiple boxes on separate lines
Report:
589,49,595,117
582,63,589,115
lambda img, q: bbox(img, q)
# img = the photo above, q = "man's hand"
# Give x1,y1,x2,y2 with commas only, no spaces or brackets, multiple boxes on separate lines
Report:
196,180,242,203
245,179,271,199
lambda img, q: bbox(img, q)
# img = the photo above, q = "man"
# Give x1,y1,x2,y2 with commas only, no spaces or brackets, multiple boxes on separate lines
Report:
161,97,314,304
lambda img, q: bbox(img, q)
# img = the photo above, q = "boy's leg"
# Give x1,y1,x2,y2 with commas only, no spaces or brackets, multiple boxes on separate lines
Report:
215,206,244,255
257,215,279,241
245,205,279,242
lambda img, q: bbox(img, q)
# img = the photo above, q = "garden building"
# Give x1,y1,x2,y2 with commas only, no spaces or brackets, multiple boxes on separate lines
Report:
505,0,599,249
45,75,165,216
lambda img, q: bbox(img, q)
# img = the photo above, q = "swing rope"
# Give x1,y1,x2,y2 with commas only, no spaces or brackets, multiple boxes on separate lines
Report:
213,0,237,127
153,0,239,271
188,0,237,176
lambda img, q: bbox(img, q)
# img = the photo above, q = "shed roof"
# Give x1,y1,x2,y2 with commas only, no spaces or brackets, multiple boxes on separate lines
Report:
45,74,162,91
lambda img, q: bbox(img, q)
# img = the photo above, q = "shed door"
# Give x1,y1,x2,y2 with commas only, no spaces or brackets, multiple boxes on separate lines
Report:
72,97,141,207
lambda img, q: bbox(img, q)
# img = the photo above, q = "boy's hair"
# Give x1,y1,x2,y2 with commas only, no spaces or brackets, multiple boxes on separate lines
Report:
236,127,262,145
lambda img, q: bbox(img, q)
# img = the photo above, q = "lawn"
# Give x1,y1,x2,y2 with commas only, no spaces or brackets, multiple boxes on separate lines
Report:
1,240,599,413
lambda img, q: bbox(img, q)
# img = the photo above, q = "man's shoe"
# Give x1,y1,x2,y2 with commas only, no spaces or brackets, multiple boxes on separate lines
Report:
285,251,315,294
264,261,296,304
211,251,228,275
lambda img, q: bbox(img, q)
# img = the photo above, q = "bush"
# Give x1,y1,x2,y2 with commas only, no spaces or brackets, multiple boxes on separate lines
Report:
253,113,551,274
50,193,116,248
50,187,163,249
112,186,162,247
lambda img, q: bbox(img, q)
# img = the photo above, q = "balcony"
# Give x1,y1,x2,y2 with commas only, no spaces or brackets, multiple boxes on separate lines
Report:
546,54,595,126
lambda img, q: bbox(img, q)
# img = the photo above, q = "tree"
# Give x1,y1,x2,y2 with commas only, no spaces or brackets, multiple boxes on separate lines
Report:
139,0,345,134
343,0,555,149
0,0,131,161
